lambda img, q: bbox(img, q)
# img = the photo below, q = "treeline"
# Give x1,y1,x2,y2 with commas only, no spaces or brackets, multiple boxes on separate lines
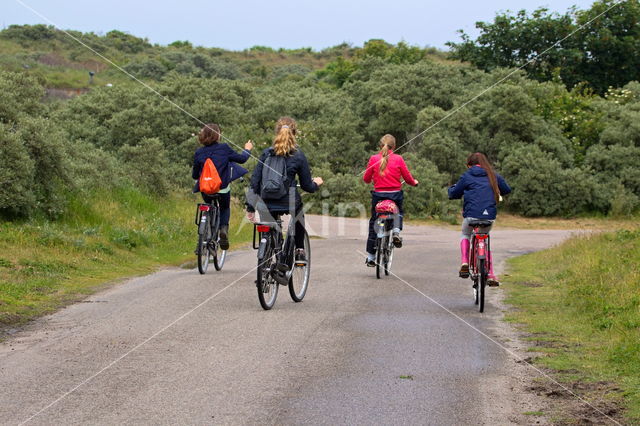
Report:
1,0,639,221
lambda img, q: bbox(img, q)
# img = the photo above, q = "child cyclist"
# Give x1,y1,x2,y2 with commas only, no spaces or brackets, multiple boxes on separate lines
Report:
363,134,419,267
192,123,253,250
448,152,511,286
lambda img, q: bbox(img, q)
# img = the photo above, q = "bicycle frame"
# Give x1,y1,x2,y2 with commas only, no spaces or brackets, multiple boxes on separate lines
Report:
469,227,491,277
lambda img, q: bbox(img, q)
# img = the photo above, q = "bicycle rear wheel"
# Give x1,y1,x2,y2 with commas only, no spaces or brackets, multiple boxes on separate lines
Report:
478,258,486,313
384,237,394,276
289,231,310,302
257,240,278,310
375,238,383,279
197,215,211,274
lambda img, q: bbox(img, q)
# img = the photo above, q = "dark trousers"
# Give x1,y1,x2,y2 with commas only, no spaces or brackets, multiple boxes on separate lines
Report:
202,192,231,227
260,204,306,249
366,191,404,254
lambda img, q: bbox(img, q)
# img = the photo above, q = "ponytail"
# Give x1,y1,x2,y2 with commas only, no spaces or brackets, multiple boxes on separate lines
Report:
378,134,396,174
467,152,500,203
273,117,297,156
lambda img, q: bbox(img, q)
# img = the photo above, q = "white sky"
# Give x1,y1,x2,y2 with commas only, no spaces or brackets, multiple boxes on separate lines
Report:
4,0,598,50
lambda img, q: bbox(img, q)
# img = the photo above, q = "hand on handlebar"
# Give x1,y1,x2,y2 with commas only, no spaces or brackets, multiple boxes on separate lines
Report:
313,177,324,186
246,211,256,223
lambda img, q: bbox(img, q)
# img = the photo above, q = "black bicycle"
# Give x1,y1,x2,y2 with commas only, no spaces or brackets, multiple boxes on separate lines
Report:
253,214,311,310
374,213,396,279
194,197,226,274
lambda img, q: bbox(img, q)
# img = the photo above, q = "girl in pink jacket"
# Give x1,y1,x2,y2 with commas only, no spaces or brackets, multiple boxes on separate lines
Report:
363,134,419,266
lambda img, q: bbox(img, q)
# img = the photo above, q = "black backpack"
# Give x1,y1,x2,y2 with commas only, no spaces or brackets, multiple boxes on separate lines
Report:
260,152,288,200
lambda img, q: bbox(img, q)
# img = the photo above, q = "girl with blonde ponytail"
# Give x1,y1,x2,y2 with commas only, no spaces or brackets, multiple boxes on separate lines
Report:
246,117,323,261
362,134,419,266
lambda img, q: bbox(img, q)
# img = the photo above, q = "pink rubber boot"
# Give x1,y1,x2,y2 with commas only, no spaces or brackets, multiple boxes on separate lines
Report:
487,249,499,286
459,239,470,278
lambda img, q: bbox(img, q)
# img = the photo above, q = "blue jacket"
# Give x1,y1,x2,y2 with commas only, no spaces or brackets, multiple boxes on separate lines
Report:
246,147,318,212
448,166,511,220
192,143,250,192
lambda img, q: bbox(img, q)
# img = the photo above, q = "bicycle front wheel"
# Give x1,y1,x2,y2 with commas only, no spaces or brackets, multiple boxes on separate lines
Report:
212,224,226,271
257,242,278,310
478,258,486,313
289,231,310,302
197,217,211,274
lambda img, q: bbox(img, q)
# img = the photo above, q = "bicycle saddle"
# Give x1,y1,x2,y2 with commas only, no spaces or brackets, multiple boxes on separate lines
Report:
468,220,493,227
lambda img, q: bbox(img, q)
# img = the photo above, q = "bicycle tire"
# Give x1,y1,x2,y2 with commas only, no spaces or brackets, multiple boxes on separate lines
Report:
212,211,226,271
384,236,394,276
375,238,383,279
257,238,278,310
478,258,486,313
289,230,310,302
197,214,211,275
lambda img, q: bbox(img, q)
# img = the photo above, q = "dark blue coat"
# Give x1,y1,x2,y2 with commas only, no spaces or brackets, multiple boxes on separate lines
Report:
192,143,250,192
247,148,318,212
448,166,511,220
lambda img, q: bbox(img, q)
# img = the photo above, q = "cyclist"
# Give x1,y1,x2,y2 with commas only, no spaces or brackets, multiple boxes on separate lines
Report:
246,117,323,263
192,123,253,250
448,152,511,286
363,134,418,267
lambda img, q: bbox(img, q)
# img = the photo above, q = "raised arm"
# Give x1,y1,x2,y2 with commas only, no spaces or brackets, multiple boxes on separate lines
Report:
363,156,376,184
497,174,511,196
226,144,251,164
297,151,319,193
448,174,467,200
399,157,418,186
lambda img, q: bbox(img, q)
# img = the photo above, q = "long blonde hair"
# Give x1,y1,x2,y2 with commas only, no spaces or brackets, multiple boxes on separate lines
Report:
378,134,396,174
273,116,297,156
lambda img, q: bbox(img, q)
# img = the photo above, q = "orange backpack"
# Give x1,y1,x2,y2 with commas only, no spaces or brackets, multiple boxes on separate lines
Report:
199,158,222,194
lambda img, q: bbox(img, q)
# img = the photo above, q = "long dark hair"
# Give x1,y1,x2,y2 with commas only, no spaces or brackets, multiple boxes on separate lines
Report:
467,152,500,203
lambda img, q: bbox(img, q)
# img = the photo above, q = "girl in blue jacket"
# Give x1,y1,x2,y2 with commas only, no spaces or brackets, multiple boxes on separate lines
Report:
192,123,253,250
448,152,511,286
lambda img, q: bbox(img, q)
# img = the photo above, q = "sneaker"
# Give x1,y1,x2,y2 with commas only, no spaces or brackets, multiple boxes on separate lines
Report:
295,249,307,266
219,226,229,250
365,258,376,267
487,275,500,287
392,233,403,248
459,263,470,279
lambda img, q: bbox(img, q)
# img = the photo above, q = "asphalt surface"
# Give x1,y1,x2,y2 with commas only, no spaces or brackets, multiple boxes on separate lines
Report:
0,216,574,425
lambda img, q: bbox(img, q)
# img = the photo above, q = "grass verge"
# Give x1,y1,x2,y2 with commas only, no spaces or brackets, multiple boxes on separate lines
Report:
0,188,253,331
503,228,640,423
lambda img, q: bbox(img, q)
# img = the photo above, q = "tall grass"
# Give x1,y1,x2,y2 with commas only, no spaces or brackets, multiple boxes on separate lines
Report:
0,188,253,328
504,228,640,421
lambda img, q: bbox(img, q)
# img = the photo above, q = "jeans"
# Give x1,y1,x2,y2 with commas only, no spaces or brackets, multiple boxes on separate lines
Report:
366,191,404,254
202,192,231,227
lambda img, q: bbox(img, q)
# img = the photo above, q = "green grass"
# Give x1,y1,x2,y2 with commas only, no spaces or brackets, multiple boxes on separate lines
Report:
0,188,253,329
503,228,640,422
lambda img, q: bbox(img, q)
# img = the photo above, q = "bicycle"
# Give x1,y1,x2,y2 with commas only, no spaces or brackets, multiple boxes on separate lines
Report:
467,220,493,312
373,201,399,279
194,196,227,274
253,214,311,310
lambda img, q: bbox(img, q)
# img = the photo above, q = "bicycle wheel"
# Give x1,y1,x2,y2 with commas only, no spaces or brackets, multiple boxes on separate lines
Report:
212,216,226,271
197,214,211,274
289,230,310,302
257,239,278,310
375,238,383,279
384,236,394,276
478,258,486,313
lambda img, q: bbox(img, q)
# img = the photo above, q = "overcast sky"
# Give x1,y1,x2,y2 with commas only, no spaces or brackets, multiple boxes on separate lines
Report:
4,0,597,51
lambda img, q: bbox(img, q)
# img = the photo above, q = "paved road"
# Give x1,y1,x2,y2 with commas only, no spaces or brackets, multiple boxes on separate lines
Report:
0,216,573,425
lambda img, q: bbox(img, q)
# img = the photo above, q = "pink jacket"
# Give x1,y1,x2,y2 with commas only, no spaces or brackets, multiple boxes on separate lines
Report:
363,151,418,191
